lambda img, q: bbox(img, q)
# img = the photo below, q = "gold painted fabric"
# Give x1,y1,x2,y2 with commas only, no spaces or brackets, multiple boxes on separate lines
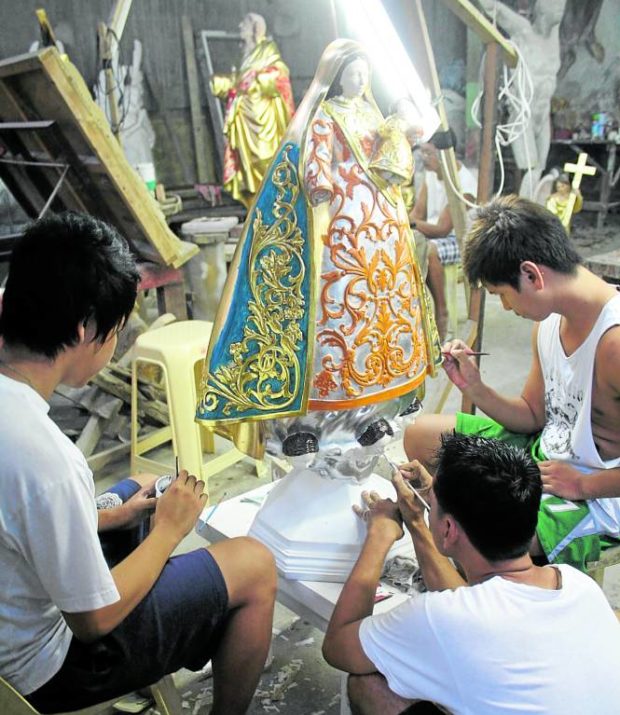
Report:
212,39,295,208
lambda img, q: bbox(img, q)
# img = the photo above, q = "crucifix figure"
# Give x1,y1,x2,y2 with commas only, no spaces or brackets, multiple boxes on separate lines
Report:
478,0,567,199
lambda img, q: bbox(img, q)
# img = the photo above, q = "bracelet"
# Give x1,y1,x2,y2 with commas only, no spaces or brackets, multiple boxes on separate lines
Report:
410,221,417,229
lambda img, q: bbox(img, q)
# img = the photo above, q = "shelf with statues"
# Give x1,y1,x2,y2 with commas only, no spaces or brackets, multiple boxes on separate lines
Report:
549,137,620,229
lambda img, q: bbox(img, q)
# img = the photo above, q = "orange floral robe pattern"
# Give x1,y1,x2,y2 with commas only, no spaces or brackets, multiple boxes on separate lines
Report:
303,96,436,409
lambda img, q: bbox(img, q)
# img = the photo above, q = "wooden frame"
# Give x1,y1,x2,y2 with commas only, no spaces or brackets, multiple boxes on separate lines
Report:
0,47,197,268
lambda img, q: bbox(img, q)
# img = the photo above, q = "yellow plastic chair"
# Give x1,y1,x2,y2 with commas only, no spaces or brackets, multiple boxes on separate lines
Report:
0,674,181,715
130,320,253,492
444,262,470,340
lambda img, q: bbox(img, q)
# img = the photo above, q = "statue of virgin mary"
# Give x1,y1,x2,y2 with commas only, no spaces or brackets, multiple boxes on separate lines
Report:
197,39,440,437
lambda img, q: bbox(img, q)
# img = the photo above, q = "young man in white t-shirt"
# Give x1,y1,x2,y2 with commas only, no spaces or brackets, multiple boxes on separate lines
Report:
323,433,620,715
0,212,276,714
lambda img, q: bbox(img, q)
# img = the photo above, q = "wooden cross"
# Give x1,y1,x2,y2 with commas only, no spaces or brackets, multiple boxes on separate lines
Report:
561,152,596,229
564,152,597,190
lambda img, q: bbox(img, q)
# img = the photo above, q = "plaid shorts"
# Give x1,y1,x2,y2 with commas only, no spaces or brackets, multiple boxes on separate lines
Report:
430,235,460,265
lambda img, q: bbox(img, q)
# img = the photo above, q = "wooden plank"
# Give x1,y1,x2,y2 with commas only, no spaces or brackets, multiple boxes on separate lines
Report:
87,442,130,472
438,0,518,68
461,42,501,415
181,15,210,184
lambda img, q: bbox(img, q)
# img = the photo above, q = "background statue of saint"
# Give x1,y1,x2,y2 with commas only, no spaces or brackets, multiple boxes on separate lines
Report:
478,0,566,199
210,13,295,208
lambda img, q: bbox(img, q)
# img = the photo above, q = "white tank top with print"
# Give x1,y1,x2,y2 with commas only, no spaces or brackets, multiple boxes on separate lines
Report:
538,293,620,535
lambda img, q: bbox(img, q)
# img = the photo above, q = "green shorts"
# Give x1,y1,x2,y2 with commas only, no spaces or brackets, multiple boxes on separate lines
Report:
455,413,619,571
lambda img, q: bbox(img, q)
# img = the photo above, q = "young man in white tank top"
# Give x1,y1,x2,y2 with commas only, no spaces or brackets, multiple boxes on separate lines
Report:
404,195,620,571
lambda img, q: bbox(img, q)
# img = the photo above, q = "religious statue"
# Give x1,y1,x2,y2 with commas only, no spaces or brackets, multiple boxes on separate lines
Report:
545,171,582,234
478,0,567,199
559,0,605,80
197,40,440,581
94,39,156,169
210,13,295,208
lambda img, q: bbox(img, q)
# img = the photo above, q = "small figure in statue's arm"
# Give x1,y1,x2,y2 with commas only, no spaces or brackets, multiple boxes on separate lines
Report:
369,97,423,190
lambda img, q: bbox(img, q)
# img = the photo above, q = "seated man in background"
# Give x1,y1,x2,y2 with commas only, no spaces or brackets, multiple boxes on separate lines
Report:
405,195,620,573
323,434,620,715
0,212,276,715
409,132,476,340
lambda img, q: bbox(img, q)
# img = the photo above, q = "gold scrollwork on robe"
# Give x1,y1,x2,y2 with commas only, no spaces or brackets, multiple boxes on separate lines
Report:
201,147,307,417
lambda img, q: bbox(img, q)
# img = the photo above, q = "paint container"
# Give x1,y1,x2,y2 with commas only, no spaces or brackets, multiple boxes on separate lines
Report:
135,162,157,195
591,112,609,141
155,474,174,497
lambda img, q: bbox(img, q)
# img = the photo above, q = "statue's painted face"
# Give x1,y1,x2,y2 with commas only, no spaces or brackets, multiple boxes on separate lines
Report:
339,58,369,99
556,179,570,196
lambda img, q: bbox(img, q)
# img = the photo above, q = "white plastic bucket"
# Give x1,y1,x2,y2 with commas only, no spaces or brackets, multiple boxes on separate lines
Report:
135,162,157,194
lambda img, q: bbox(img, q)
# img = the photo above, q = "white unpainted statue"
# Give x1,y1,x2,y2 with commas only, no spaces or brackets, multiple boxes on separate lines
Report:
478,0,567,199
94,39,156,168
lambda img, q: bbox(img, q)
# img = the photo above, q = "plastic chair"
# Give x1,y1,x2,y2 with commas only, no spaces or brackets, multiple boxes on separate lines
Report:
0,674,181,715
130,320,251,491
444,262,470,340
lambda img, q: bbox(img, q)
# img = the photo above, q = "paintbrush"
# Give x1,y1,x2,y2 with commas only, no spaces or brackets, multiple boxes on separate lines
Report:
441,350,489,356
204,491,228,524
384,456,431,511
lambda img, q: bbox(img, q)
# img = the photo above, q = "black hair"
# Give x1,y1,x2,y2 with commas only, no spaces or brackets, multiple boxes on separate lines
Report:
430,127,457,152
0,211,139,359
433,433,542,562
326,51,368,100
463,195,582,289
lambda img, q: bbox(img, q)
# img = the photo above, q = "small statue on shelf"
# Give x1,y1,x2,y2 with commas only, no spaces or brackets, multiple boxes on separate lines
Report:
210,13,295,208
545,172,582,234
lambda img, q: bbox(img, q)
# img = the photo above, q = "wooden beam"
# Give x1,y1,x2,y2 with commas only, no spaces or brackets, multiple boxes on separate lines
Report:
411,0,468,246
461,42,501,415
438,0,518,68
181,15,210,184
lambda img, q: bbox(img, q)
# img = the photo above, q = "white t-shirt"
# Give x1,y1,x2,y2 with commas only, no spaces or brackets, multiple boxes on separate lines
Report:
0,375,119,694
360,564,620,714
425,165,477,225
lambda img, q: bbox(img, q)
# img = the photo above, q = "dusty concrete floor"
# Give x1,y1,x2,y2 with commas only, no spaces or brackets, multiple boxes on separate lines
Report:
56,209,620,715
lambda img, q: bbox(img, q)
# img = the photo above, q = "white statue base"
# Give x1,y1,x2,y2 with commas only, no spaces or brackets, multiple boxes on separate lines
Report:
248,467,414,582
